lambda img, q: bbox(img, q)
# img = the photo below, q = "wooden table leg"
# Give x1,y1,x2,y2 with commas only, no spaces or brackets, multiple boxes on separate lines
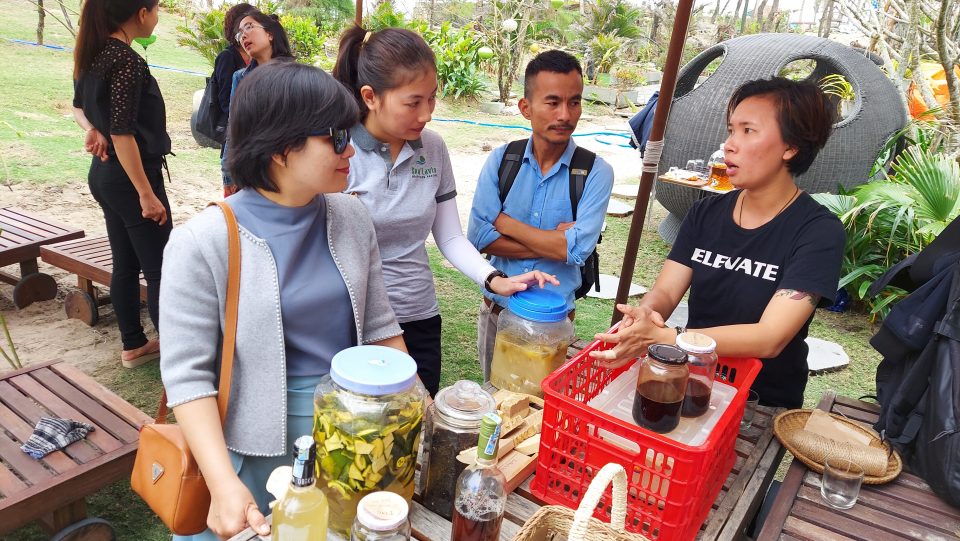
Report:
38,499,87,535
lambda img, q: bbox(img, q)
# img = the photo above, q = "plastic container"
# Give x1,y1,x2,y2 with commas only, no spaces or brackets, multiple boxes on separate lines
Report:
533,326,761,541
351,491,412,540
676,332,718,418
490,288,575,397
421,380,497,519
634,344,689,433
313,346,426,536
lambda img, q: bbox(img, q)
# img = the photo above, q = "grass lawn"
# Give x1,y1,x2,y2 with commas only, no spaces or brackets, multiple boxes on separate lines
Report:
1,1,882,538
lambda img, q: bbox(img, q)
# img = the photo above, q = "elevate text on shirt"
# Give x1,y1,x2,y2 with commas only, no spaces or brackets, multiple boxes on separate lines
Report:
691,248,780,281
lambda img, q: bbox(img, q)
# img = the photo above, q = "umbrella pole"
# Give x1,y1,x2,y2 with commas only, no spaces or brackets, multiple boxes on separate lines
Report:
356,0,363,25
612,0,696,325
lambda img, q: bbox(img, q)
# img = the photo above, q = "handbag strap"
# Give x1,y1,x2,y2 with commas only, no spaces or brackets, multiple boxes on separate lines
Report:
154,201,241,426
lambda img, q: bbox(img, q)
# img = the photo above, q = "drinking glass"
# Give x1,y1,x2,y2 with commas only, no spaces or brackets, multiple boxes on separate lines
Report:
740,390,760,430
820,455,864,509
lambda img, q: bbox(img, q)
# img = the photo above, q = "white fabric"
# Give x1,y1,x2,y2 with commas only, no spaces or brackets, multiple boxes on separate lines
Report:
642,139,665,173
432,198,495,287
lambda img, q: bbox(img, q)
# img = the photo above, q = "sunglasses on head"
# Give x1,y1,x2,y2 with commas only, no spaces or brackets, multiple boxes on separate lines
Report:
309,128,351,154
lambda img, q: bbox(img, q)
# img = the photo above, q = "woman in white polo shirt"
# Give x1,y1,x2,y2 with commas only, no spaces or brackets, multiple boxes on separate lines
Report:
333,25,556,396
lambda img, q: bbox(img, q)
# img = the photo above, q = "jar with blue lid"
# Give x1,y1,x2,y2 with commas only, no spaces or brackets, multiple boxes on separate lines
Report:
489,288,575,397
313,345,426,536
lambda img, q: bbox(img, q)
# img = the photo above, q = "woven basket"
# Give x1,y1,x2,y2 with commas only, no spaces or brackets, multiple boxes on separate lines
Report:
773,409,902,485
512,464,651,541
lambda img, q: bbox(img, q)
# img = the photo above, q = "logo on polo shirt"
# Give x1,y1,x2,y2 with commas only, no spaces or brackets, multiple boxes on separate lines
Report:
411,155,437,179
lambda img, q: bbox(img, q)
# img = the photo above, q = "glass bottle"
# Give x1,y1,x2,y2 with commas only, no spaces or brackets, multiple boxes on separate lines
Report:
351,491,412,541
450,413,507,541
677,332,719,418
272,435,329,541
708,145,733,191
633,344,689,433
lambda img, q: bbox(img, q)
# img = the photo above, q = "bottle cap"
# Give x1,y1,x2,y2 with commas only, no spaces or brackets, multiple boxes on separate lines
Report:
477,412,503,461
435,380,497,425
507,288,568,323
647,344,688,365
330,345,418,396
676,332,716,354
291,435,316,487
355,491,410,531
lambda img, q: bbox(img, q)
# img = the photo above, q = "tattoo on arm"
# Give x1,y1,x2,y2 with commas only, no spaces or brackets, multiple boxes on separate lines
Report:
775,289,821,307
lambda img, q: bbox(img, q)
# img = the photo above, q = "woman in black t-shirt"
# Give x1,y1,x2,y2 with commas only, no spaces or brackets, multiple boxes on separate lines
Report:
592,78,845,408
72,0,171,368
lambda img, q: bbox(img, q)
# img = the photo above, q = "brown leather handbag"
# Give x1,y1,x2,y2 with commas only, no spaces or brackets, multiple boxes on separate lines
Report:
131,201,242,535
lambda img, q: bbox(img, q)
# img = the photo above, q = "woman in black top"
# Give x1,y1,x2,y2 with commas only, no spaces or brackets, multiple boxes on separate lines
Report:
214,3,253,195
591,78,844,408
72,0,171,368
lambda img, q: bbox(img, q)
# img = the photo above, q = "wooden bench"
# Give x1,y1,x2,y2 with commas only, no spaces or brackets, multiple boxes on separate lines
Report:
0,208,84,308
40,236,147,326
0,359,152,539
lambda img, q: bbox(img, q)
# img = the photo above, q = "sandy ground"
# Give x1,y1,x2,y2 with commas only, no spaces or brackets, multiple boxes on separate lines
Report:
0,113,643,378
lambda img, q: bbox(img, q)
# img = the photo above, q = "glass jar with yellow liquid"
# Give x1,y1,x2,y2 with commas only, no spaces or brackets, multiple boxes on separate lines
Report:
708,145,733,191
490,289,574,397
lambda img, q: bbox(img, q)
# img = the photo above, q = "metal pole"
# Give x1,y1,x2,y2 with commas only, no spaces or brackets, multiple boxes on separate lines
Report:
612,0,696,325
355,0,363,25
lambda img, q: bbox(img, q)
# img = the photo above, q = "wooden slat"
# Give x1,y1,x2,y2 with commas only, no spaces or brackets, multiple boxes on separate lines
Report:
0,461,29,497
781,515,858,541
0,430,53,484
51,363,152,427
412,499,452,541
0,208,80,237
790,498,906,541
0,381,100,465
7,375,122,454
30,369,139,443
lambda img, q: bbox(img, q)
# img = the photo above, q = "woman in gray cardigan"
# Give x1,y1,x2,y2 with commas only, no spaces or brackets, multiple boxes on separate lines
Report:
159,62,404,540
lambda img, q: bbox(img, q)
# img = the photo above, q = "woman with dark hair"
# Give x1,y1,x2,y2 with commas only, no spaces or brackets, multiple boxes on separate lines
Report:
212,2,253,194
160,62,405,540
333,25,556,396
71,0,171,368
221,9,293,195
591,77,845,409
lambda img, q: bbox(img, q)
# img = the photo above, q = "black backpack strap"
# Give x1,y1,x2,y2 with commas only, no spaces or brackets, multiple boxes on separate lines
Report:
497,139,529,203
568,147,596,220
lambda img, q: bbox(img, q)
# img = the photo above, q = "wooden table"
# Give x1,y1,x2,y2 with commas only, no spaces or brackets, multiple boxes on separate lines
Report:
0,360,152,538
757,392,960,541
230,342,784,541
0,207,84,308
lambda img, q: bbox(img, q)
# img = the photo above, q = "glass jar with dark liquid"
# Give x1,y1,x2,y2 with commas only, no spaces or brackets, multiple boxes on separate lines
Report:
633,344,689,433
676,332,718,418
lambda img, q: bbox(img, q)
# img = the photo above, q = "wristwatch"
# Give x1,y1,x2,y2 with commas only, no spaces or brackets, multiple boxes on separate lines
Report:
484,269,508,293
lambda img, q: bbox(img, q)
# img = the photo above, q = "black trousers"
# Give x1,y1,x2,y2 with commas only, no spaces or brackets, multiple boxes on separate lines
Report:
88,158,172,351
400,314,442,397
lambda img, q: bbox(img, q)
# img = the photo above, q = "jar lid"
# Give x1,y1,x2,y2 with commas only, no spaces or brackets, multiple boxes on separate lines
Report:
507,288,568,323
676,332,716,354
647,344,688,365
355,491,409,531
330,345,417,396
435,380,496,424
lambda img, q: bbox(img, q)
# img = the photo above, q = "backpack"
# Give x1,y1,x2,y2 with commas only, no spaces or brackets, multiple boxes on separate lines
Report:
191,76,225,149
871,217,960,507
497,139,600,299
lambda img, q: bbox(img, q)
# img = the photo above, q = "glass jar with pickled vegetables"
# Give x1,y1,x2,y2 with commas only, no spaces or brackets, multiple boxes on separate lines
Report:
490,289,575,397
421,380,496,520
313,345,426,537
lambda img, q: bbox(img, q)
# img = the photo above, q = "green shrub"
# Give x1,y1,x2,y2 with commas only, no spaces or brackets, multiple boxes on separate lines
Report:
280,14,324,64
813,144,960,320
365,1,410,31
176,9,228,68
419,21,489,100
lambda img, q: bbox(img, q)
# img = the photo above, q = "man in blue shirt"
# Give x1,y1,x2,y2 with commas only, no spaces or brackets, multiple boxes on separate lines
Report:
467,50,614,379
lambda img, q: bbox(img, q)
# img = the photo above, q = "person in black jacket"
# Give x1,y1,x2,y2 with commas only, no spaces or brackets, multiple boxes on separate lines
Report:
214,2,254,196
71,0,170,368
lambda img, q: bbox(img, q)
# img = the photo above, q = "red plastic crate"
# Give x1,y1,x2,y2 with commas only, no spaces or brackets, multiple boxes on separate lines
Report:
532,332,761,541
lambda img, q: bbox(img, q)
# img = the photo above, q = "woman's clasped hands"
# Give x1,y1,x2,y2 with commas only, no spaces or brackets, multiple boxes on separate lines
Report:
589,304,675,368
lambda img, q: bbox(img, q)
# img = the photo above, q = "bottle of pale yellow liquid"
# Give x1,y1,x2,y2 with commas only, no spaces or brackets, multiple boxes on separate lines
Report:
272,435,329,541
